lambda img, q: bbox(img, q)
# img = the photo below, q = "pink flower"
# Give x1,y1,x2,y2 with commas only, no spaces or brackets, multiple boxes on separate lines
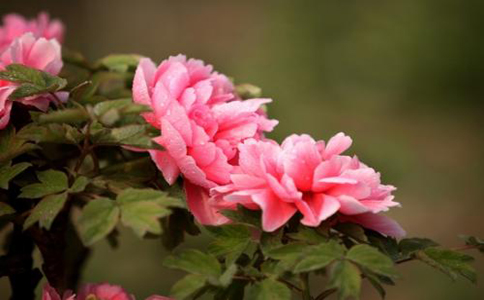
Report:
42,283,173,300
132,55,277,224
0,32,63,129
0,12,64,53
212,133,405,237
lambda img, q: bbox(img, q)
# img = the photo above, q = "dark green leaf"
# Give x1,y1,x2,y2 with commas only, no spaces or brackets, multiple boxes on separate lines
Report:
0,202,15,216
19,170,68,198
207,225,252,265
77,198,120,246
163,249,221,278
415,247,476,283
117,188,184,208
0,64,67,99
399,238,439,257
91,124,162,150
24,192,68,230
461,235,484,253
286,226,328,244
0,126,38,163
37,108,89,125
329,260,361,300
221,204,261,228
170,274,207,300
347,245,397,278
0,161,31,189
293,240,346,273
334,223,368,242
69,176,89,193
245,278,291,300
161,209,200,251
18,123,83,144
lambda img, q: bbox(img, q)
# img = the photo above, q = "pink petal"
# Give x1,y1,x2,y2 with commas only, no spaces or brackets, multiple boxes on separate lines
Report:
322,132,352,160
149,149,180,185
0,101,12,130
251,189,297,232
184,181,229,226
158,61,189,99
339,213,406,238
336,195,370,215
297,194,340,227
133,58,157,106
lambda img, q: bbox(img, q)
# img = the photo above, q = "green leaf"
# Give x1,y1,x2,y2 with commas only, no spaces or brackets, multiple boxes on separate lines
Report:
0,202,15,216
18,123,83,145
91,124,162,150
0,161,31,189
24,192,68,230
36,108,89,125
161,209,200,251
218,264,238,287
235,83,262,99
96,54,142,72
117,188,184,208
286,226,328,244
0,126,38,163
334,223,368,242
0,64,67,99
207,225,252,265
329,260,361,300
77,198,120,246
293,240,346,273
19,169,68,198
120,201,170,237
461,235,484,253
399,238,439,257
245,278,291,300
221,204,261,228
415,247,476,283
264,243,308,271
70,176,89,193
170,274,207,300
347,245,397,278
163,249,222,278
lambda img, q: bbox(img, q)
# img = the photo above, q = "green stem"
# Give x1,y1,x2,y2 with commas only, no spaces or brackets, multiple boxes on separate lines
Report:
300,273,312,300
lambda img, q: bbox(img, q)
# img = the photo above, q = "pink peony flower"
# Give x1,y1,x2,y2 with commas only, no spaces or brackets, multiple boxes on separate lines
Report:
42,283,173,300
212,133,405,237
0,32,63,129
0,12,64,53
132,54,277,225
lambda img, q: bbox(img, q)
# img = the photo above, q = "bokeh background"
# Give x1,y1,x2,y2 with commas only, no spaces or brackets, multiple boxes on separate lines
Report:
0,0,483,299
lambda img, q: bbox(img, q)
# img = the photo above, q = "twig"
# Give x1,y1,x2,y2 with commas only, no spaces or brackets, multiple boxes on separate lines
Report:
315,288,337,300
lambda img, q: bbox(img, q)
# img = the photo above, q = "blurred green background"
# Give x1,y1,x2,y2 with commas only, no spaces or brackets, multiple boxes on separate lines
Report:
1,0,483,299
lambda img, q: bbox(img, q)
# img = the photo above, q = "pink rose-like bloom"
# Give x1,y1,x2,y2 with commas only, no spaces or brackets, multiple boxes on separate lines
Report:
0,32,63,129
42,283,173,300
212,133,405,237
132,55,277,225
0,12,64,53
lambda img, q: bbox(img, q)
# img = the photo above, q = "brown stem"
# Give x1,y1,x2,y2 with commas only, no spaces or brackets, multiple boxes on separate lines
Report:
315,288,337,300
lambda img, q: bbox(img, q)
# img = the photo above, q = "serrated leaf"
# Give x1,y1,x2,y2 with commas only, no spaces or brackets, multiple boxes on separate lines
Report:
170,274,206,300
286,226,328,244
219,264,238,287
70,176,89,193
19,169,68,198
0,161,31,189
24,192,68,230
329,260,361,300
207,225,252,265
399,238,439,257
347,245,397,278
245,278,291,300
367,232,401,261
91,124,162,150
18,123,84,144
0,202,15,216
0,126,38,163
120,201,170,237
117,188,184,208
415,247,476,283
163,249,222,278
293,240,346,273
0,64,67,99
221,204,261,228
77,198,120,246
